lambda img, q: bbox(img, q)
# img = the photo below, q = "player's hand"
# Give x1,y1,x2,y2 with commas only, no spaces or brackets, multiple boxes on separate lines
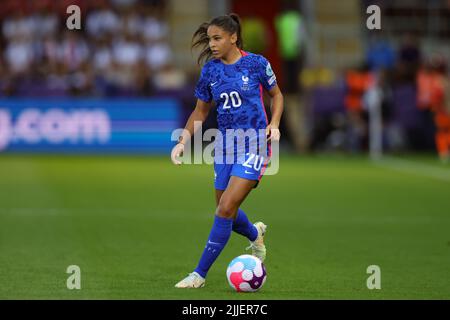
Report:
266,124,280,142
171,143,185,165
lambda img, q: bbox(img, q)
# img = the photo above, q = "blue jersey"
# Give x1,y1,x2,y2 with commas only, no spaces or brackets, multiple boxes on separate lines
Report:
195,51,276,187
195,51,277,133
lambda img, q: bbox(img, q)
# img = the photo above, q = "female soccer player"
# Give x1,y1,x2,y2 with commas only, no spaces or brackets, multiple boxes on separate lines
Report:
171,13,284,288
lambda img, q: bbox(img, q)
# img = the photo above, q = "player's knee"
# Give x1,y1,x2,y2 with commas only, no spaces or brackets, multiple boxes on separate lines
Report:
216,198,238,218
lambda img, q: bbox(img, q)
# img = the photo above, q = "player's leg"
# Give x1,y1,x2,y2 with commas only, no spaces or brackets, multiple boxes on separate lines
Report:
216,176,267,262
228,155,270,262
216,188,258,241
189,177,257,281
175,164,232,288
228,150,270,242
215,189,224,206
215,176,257,219
214,156,261,240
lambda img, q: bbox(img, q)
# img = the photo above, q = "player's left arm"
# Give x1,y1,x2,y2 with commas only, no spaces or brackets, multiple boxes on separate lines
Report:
266,84,284,141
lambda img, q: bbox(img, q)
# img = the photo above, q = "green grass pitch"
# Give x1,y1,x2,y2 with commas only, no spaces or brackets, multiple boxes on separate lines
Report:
0,154,449,299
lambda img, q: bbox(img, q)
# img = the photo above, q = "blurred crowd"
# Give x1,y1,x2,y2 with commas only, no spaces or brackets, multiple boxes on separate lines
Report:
1,0,448,158
303,33,449,160
0,0,187,97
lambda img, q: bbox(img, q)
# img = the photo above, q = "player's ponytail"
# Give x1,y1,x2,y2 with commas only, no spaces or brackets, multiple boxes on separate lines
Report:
192,13,244,65
228,13,243,50
192,22,211,65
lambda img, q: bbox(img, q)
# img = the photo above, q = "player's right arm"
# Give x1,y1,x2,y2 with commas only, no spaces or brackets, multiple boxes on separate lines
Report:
171,99,212,165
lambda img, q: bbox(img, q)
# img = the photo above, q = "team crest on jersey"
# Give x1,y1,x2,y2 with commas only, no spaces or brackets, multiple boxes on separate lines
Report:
241,75,250,91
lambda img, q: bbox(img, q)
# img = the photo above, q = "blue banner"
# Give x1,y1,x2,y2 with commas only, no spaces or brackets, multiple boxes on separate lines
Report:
0,98,181,154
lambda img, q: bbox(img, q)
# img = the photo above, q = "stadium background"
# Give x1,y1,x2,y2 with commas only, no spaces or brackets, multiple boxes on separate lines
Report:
0,0,449,299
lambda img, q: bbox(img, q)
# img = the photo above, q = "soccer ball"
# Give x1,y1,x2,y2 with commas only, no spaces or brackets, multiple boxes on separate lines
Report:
226,254,266,292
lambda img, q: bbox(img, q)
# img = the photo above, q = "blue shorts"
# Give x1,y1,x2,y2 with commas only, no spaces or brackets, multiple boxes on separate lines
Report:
214,153,270,190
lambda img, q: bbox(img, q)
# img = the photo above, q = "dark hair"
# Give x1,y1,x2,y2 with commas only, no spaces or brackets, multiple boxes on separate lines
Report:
191,13,243,65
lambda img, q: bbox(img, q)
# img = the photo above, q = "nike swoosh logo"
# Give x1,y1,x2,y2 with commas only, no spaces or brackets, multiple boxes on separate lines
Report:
245,170,253,174
211,82,218,86
208,240,220,245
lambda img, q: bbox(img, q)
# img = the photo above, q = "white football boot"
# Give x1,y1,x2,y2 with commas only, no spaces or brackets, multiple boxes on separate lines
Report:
246,222,267,262
174,272,205,288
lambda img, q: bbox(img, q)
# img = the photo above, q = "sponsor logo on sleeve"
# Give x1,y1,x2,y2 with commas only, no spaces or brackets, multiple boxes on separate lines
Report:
266,63,274,76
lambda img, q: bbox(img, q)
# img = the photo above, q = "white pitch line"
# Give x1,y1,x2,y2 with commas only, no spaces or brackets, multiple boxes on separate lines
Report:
373,156,450,182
